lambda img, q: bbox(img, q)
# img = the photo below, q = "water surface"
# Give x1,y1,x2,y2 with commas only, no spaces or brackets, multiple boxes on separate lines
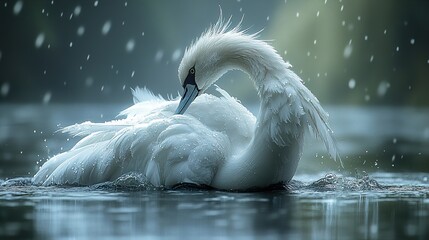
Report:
1,104,428,239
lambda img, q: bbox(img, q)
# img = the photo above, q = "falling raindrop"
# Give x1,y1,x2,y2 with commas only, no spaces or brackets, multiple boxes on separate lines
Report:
155,50,164,62
364,35,368,41
35,33,45,48
316,11,320,17
364,94,370,101
125,39,135,52
94,1,99,7
172,49,181,62
101,20,112,35
343,44,353,58
69,42,73,47
43,92,52,104
296,12,300,18
77,26,85,36
348,79,356,89
395,46,399,52
1,82,10,97
85,77,94,87
131,71,135,78
13,0,23,15
410,38,415,45
370,55,374,62
377,81,390,97
74,5,81,16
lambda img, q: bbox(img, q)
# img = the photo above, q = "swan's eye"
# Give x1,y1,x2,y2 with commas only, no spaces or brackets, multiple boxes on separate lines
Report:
189,67,195,75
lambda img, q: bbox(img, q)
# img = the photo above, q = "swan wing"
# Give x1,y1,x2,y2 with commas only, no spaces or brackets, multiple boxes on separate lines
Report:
33,87,256,186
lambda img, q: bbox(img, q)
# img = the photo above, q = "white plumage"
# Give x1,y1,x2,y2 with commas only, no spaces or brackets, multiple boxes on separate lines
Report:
33,17,340,190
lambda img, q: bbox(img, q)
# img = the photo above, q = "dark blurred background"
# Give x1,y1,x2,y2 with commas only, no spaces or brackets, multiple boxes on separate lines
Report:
1,0,429,177
1,0,428,105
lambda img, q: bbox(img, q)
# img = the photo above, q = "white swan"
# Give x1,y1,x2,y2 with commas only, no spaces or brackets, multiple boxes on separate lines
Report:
32,18,340,190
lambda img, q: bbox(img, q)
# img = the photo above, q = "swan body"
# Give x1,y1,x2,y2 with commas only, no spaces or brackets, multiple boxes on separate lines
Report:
33,18,339,190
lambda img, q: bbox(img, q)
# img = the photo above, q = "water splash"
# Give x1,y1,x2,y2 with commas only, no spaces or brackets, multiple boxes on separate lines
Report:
307,172,383,191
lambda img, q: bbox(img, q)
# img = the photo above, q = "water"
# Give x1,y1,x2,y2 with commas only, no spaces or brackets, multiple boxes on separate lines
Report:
1,104,429,239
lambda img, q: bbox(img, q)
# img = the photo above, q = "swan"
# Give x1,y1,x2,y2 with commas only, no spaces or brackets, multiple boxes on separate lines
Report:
32,17,340,190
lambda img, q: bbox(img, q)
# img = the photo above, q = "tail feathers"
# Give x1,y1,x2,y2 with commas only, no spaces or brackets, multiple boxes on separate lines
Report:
301,93,342,166
286,70,342,166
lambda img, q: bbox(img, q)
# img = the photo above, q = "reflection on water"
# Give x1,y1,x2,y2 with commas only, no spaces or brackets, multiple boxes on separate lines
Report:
0,104,429,239
0,174,428,239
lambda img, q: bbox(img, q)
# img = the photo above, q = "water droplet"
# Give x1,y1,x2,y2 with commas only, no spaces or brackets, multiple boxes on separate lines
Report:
74,5,81,16
155,50,163,62
69,42,73,47
364,35,368,41
35,33,45,48
1,82,10,97
125,39,135,52
85,77,94,87
266,16,270,21
86,54,90,61
377,81,390,97
391,155,396,162
316,11,320,17
340,5,344,11
364,94,370,101
369,55,374,62
131,71,135,78
313,39,317,45
101,20,112,35
410,38,415,45
94,1,99,7
101,85,104,91
296,12,300,18
43,92,52,104
77,26,85,36
343,44,353,58
393,138,397,144
357,16,361,21
13,0,23,15
348,79,356,89
395,46,399,52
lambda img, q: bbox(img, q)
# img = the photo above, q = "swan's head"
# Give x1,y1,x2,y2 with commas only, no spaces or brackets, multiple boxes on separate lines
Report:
175,18,252,114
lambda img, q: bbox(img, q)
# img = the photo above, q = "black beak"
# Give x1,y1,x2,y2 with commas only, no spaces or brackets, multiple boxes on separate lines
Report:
175,83,199,114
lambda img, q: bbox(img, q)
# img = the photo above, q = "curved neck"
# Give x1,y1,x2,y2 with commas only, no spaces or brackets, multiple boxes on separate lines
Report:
211,42,304,190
